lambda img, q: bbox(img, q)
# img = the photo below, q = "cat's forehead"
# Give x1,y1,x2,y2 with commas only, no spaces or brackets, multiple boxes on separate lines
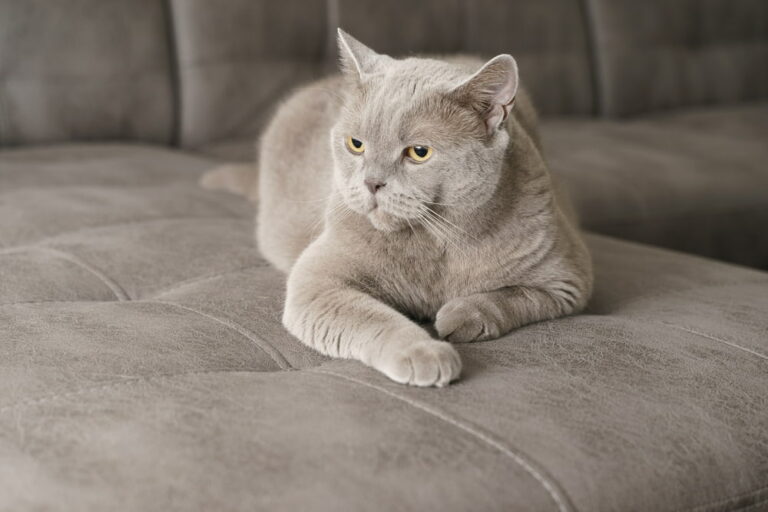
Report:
342,58,481,143
376,58,466,95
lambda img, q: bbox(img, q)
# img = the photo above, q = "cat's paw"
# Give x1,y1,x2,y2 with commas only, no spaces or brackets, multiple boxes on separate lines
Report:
435,297,501,343
376,340,462,387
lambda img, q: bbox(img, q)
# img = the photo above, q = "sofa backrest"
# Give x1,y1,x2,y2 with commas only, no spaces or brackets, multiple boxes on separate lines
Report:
588,0,768,117
1,0,765,149
170,0,596,148
169,0,330,149
0,0,175,148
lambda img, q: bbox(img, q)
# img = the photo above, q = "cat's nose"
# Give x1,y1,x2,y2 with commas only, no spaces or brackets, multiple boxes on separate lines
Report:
364,178,386,195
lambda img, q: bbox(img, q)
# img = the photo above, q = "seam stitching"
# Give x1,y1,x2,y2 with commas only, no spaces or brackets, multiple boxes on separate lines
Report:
1,246,129,301
149,301,291,370
0,300,107,307
0,369,266,415
657,321,768,361
578,0,604,117
151,263,270,298
0,215,247,251
676,483,768,512
162,0,182,147
311,368,574,512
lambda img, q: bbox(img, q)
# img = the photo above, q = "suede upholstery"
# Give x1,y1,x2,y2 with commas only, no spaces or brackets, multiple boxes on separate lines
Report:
543,102,768,268
0,0,175,147
2,1,768,511
2,145,767,511
588,0,768,116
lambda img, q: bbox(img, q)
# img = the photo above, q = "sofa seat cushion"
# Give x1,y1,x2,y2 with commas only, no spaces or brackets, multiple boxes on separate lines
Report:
543,102,768,268
1,144,767,511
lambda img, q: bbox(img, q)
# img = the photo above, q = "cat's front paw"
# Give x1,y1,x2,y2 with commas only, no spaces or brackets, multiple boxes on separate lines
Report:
376,340,462,387
435,297,502,343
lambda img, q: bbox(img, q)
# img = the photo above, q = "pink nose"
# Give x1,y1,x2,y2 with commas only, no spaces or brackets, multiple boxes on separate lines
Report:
364,178,386,195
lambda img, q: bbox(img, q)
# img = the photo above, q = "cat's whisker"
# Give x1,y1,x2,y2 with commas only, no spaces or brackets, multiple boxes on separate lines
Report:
420,208,473,259
310,197,350,232
417,211,469,259
424,206,479,242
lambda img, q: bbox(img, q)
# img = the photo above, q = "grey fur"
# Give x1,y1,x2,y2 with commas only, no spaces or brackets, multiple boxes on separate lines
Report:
240,30,592,386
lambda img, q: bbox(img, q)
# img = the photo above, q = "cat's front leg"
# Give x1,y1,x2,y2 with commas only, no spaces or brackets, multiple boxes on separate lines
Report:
284,256,461,386
435,285,585,342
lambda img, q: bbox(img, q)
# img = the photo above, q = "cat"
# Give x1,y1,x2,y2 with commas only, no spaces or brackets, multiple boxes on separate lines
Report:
201,30,593,387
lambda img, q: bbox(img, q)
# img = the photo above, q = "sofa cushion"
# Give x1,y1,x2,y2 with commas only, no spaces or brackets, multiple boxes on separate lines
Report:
543,102,768,268
1,144,767,511
0,1,175,147
588,0,768,116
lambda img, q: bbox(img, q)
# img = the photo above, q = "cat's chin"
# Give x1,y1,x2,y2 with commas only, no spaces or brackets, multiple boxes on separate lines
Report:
367,208,407,232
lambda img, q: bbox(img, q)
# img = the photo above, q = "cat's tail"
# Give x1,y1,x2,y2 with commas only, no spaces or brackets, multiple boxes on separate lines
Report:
199,163,258,201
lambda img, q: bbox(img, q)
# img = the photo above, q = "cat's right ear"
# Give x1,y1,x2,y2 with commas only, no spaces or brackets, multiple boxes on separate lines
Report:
337,29,384,81
449,54,519,136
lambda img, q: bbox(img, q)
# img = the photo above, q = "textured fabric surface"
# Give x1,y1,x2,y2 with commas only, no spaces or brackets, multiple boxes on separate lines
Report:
587,0,768,116
543,102,768,268
170,0,330,148
0,0,175,147
171,0,595,148
2,144,767,511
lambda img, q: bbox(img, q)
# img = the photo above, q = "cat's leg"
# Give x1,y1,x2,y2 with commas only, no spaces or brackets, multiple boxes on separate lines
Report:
435,285,586,343
284,262,462,387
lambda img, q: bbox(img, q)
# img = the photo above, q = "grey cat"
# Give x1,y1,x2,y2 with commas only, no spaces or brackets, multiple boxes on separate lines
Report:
202,30,593,387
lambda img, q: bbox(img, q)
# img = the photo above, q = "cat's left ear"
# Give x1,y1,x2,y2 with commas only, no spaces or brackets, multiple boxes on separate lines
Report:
337,28,386,81
450,55,519,136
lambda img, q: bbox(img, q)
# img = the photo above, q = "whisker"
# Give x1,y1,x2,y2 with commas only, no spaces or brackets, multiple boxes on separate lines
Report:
424,207,479,242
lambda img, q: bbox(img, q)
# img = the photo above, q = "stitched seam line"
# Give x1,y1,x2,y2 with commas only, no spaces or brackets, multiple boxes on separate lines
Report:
677,484,768,512
311,368,574,512
0,215,247,250
0,300,107,307
0,77,7,146
162,0,181,147
579,0,603,117
151,263,269,298
0,369,266,414
732,497,768,512
149,301,291,370
656,321,768,361
1,246,129,301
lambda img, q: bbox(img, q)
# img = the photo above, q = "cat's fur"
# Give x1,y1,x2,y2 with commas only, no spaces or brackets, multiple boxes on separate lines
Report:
202,30,593,387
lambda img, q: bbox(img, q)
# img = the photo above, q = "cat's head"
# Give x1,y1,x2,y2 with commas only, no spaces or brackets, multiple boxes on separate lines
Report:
330,29,518,232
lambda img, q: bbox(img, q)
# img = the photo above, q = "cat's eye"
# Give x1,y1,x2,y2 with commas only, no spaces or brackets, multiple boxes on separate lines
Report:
346,136,365,154
406,145,433,163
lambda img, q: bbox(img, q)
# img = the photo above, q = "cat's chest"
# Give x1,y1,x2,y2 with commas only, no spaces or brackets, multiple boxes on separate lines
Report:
376,242,501,320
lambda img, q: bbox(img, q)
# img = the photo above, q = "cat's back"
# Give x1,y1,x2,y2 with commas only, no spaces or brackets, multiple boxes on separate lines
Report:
257,75,346,272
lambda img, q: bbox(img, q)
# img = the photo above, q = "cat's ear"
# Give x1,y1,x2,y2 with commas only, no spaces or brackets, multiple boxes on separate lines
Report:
337,28,384,81
450,54,519,136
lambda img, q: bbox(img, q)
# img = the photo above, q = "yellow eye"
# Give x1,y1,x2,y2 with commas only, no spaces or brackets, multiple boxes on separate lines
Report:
346,136,365,154
406,145,433,163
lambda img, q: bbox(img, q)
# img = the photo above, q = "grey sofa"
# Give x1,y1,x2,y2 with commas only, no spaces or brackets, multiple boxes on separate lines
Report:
1,1,767,511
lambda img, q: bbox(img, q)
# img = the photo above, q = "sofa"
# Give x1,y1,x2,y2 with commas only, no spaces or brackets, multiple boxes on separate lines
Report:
1,1,767,511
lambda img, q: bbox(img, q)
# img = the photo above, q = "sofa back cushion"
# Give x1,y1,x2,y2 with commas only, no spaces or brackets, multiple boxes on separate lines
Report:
336,0,595,118
172,0,595,148
170,0,329,149
589,0,768,117
0,0,175,147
